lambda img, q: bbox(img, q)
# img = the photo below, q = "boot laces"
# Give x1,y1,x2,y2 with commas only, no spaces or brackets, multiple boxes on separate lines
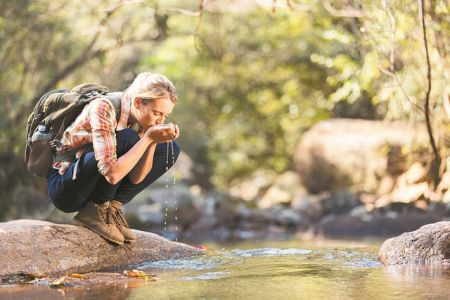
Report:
98,205,115,225
113,206,130,228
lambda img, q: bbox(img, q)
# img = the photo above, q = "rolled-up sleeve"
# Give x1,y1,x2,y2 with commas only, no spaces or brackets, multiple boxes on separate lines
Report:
89,99,117,176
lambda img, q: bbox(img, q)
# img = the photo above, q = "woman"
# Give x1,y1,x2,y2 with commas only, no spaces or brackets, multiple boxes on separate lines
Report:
47,72,180,245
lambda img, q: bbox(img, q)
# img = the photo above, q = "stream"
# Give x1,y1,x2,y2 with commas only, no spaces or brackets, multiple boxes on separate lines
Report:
1,239,449,299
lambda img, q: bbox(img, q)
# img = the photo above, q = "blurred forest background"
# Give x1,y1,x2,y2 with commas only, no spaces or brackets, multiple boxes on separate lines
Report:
0,0,449,240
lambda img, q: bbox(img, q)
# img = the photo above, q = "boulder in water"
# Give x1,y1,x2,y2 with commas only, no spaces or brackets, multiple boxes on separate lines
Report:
378,221,450,265
0,219,204,280
293,119,428,194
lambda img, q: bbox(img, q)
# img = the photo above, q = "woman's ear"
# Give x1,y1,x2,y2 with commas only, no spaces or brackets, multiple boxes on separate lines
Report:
134,96,142,109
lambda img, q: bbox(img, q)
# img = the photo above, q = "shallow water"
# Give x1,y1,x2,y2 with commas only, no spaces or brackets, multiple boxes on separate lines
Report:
1,239,449,299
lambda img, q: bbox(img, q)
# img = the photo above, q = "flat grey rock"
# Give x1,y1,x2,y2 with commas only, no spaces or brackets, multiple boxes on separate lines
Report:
0,219,203,279
378,221,450,265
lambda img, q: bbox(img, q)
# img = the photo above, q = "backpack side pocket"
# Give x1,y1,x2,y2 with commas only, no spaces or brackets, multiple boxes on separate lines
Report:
27,132,53,177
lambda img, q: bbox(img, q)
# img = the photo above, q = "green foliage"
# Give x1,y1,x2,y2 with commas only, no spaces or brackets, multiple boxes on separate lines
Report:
0,0,164,219
0,0,449,219
143,2,425,186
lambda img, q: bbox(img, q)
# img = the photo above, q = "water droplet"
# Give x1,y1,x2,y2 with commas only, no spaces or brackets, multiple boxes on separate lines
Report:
166,141,169,164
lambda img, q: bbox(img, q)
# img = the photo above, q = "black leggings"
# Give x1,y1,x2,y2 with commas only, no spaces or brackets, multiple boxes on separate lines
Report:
47,128,180,212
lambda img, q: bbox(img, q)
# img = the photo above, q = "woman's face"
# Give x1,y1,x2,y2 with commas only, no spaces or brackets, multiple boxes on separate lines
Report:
134,96,175,129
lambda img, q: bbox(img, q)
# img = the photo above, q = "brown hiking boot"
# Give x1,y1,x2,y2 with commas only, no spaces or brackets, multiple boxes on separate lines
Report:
73,201,124,245
110,200,137,243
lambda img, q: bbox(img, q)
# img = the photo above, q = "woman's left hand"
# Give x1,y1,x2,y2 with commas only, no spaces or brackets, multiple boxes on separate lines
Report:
173,124,180,140
163,123,180,141
147,123,180,143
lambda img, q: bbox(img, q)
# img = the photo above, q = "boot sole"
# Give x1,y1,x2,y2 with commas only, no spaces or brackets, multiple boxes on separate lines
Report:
73,218,124,245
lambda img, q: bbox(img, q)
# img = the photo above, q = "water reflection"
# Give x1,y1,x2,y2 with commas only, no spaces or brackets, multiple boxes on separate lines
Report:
2,241,449,300
384,265,450,280
180,271,229,281
228,248,313,257
139,257,220,270
0,284,133,300
381,265,450,298
128,244,449,300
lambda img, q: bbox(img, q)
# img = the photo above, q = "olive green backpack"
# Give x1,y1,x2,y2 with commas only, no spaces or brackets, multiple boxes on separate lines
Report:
25,83,121,177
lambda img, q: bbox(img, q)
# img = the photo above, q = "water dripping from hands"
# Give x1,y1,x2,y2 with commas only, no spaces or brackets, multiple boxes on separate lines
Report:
164,141,179,241
164,141,169,232
171,141,178,242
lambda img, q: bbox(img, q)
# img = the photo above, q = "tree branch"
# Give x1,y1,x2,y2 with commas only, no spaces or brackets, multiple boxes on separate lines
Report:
14,2,128,121
159,6,201,16
378,1,423,114
194,0,206,53
322,1,365,18
419,0,441,185
379,67,424,113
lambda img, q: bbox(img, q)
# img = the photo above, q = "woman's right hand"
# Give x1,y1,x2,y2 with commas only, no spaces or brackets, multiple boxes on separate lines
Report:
144,123,177,143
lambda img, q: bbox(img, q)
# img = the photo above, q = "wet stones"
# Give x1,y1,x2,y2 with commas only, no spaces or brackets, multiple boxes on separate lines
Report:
0,219,203,280
378,221,450,265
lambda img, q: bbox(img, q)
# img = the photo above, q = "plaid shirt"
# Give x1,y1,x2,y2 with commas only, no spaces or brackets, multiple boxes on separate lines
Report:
54,93,133,176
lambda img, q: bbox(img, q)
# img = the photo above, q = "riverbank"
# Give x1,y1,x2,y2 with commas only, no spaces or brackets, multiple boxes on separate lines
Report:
0,220,203,282
2,239,449,300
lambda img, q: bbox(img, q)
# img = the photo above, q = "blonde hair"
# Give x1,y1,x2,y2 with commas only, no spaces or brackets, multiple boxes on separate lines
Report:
125,72,177,104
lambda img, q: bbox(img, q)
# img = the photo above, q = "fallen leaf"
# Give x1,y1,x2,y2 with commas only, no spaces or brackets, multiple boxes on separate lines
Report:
123,269,156,280
193,244,208,250
69,273,86,280
50,276,67,287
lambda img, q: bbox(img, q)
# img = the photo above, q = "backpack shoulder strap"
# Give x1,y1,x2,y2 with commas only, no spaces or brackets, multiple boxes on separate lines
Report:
72,83,109,95
104,93,122,123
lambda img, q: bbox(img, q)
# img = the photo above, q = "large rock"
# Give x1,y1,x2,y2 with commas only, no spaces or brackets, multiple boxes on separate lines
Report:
229,169,277,202
294,119,428,194
0,219,203,279
378,221,450,265
257,171,307,209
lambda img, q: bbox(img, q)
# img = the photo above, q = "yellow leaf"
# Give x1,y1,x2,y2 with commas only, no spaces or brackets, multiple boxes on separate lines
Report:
123,269,156,280
50,276,67,287
69,273,86,280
